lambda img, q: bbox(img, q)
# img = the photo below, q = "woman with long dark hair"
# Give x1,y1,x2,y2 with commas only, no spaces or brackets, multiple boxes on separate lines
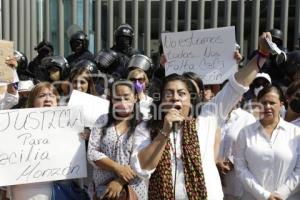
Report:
87,80,147,200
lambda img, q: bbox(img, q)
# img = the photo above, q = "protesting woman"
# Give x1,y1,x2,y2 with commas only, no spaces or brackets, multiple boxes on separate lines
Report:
130,32,272,199
87,80,147,199
10,82,59,200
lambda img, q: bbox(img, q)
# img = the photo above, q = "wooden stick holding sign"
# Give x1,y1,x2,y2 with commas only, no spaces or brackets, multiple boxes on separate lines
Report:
161,26,237,85
0,40,14,83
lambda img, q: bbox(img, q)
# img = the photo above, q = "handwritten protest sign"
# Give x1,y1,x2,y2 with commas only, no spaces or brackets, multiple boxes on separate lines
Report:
162,26,237,84
0,106,86,186
68,90,110,127
0,40,14,83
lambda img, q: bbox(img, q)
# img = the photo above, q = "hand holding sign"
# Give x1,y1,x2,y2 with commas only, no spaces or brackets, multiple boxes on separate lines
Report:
5,56,18,69
162,26,237,84
0,40,15,83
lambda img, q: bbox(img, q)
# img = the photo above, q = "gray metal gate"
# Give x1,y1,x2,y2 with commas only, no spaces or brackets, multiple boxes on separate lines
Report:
1,0,299,61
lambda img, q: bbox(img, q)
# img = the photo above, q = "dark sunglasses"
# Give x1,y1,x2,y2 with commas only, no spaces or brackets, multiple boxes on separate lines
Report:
253,81,270,88
130,78,145,82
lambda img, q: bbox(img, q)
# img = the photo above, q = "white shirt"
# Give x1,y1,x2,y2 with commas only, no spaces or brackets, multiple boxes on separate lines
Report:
291,117,300,127
234,118,300,200
219,108,256,197
131,75,248,200
0,92,19,110
139,95,153,121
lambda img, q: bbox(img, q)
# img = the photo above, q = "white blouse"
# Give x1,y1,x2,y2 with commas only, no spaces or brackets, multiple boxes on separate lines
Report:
139,95,153,121
219,108,256,197
0,91,19,110
131,75,248,200
234,118,300,200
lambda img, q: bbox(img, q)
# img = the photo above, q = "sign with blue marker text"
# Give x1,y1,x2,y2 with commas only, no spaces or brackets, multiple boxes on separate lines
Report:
0,106,86,186
162,26,237,84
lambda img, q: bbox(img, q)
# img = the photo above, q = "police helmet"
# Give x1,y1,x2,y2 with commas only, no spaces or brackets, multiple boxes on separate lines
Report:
127,54,152,72
14,51,28,71
70,31,89,50
72,59,98,75
42,55,70,79
114,24,134,40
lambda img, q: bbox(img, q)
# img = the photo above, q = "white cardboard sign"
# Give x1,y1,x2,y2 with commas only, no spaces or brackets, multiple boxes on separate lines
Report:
68,90,110,127
162,26,237,84
0,106,86,186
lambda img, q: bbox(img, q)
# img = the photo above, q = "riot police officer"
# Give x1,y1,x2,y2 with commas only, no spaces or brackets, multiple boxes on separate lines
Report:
41,55,71,105
27,40,54,82
95,23,140,79
41,55,70,83
66,30,94,67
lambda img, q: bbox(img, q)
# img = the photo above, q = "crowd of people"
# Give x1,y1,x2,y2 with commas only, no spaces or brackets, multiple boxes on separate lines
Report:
1,23,300,200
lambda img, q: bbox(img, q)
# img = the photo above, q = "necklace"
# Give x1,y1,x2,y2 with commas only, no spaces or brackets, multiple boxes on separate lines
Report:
113,125,129,156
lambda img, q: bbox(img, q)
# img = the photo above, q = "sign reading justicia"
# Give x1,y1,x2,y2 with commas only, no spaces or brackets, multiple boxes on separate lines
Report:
0,106,86,186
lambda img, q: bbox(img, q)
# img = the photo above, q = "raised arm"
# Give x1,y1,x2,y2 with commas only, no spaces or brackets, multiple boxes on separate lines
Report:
234,32,271,87
204,32,272,124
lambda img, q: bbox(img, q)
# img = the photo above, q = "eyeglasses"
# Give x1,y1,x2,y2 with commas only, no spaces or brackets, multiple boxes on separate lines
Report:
37,93,56,99
130,78,145,82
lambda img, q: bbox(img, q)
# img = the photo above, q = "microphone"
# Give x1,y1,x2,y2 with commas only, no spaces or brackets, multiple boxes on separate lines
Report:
172,121,180,133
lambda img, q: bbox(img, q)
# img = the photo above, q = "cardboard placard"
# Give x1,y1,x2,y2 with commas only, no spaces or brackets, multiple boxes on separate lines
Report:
68,90,110,127
0,106,87,186
0,40,14,83
162,26,237,84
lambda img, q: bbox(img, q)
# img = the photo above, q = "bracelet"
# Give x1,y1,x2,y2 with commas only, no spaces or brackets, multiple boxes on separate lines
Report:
258,50,270,58
159,129,169,138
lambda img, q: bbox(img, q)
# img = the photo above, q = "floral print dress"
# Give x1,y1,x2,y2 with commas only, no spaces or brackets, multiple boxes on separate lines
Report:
87,123,147,200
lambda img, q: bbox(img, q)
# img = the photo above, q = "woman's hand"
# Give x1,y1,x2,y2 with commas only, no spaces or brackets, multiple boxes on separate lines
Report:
5,56,18,69
104,179,124,199
258,32,272,54
216,160,233,175
79,128,91,141
268,193,283,200
216,159,234,186
234,50,243,63
114,164,135,182
162,108,185,136
160,54,167,67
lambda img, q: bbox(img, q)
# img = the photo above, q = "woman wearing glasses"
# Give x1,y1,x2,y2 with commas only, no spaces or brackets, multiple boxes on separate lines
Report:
127,68,153,121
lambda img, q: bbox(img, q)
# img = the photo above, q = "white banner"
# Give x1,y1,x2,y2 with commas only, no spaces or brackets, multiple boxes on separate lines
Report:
162,26,237,84
0,106,86,186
